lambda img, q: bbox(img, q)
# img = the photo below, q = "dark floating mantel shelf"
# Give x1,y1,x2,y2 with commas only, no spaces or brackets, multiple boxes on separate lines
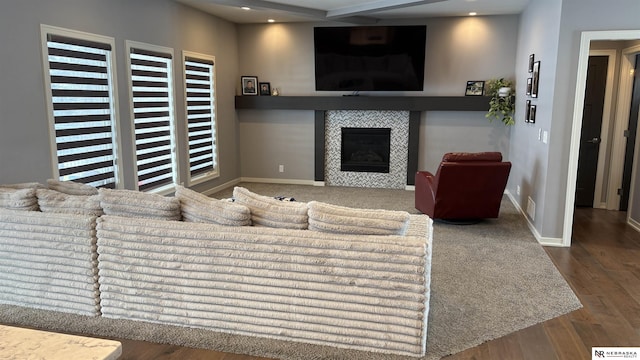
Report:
235,95,490,111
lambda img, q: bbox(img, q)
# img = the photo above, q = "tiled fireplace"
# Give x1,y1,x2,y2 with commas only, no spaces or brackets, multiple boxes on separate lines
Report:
324,110,409,189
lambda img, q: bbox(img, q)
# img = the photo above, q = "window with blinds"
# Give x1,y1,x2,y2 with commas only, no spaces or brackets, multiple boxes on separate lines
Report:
183,52,219,185
42,27,120,188
128,43,177,192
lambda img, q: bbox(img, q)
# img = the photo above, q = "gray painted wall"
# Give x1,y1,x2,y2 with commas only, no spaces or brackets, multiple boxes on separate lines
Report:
0,0,240,193
236,16,518,182
508,0,562,237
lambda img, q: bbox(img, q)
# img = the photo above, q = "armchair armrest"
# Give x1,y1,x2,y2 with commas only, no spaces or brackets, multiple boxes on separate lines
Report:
415,171,437,217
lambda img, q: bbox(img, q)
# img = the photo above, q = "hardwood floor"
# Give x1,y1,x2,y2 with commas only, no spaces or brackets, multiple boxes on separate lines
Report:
112,208,640,359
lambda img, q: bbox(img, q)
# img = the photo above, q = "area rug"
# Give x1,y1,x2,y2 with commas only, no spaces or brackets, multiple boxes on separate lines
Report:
0,183,582,359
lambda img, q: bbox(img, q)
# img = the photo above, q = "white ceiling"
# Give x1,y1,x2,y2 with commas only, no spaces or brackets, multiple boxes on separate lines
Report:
176,0,531,24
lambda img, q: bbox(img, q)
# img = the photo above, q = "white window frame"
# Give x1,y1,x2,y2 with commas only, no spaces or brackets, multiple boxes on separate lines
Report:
40,24,123,188
182,51,219,186
126,40,179,194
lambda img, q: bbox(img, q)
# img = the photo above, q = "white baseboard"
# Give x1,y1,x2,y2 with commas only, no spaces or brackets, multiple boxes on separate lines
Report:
240,177,317,186
201,178,242,196
405,185,415,191
505,190,565,247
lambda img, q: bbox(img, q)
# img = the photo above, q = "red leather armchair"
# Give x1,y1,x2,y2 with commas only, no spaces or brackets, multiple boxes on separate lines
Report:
415,152,511,220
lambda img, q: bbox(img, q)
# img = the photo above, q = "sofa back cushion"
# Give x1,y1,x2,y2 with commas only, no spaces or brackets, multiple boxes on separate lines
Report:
37,189,103,216
175,185,250,226
233,187,308,229
0,188,38,211
47,179,99,195
99,188,181,221
308,201,410,235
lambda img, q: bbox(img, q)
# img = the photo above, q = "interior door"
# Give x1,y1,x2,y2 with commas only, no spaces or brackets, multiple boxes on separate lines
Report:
575,56,608,207
620,54,640,211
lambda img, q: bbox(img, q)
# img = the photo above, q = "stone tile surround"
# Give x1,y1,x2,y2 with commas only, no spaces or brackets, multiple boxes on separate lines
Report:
325,110,409,189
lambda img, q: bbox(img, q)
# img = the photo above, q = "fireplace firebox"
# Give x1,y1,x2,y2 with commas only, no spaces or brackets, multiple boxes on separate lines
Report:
340,127,391,173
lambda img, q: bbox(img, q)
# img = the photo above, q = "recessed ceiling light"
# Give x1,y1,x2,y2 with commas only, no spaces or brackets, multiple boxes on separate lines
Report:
469,12,477,16
241,6,250,10
267,19,275,23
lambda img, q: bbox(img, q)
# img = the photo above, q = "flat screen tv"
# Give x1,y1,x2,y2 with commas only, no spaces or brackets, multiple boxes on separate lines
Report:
314,25,426,92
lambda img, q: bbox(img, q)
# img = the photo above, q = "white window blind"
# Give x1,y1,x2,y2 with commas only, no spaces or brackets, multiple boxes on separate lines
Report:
44,32,119,188
184,53,218,184
129,46,177,192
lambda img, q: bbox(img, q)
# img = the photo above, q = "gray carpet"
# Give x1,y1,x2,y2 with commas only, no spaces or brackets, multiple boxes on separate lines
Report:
0,183,582,359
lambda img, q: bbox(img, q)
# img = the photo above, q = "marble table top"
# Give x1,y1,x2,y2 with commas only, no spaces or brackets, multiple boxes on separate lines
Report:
0,325,122,360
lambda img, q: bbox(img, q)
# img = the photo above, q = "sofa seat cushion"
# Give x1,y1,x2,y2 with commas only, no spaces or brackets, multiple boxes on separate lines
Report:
175,185,250,226
233,187,308,229
308,201,410,235
99,188,181,221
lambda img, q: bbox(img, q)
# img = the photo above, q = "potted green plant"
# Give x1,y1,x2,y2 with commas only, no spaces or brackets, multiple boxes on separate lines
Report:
485,78,515,125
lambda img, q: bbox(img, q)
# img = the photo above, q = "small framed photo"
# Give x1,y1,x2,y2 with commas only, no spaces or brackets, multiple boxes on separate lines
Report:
259,82,271,96
528,54,535,73
531,61,540,98
528,103,537,124
465,80,485,96
241,76,258,95
525,100,531,123
526,77,532,96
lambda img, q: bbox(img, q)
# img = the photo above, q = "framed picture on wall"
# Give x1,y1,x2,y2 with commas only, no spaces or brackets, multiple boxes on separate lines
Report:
528,54,535,73
525,100,532,123
528,103,537,123
531,61,540,98
465,80,485,96
526,77,532,96
241,76,258,95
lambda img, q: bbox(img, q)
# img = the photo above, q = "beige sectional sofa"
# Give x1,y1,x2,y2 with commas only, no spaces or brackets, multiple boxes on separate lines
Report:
0,181,433,357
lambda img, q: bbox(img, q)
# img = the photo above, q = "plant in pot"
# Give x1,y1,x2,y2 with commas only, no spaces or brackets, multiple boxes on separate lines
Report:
485,78,515,126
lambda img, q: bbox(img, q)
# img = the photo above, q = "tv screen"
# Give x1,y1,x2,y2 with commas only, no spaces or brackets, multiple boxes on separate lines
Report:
314,25,426,92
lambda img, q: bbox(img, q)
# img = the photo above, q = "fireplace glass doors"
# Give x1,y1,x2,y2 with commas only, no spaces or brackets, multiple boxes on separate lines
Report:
340,127,391,173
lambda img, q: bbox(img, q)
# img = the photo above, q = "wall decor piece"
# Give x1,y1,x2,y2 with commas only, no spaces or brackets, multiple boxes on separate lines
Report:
526,77,532,96
528,54,535,73
525,100,531,123
531,61,540,98
528,103,537,123
241,76,258,95
259,82,271,96
465,80,485,96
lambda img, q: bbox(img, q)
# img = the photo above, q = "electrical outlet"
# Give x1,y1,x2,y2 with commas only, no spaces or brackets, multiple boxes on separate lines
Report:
279,164,284,173
516,185,521,196
542,130,549,144
527,196,536,220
